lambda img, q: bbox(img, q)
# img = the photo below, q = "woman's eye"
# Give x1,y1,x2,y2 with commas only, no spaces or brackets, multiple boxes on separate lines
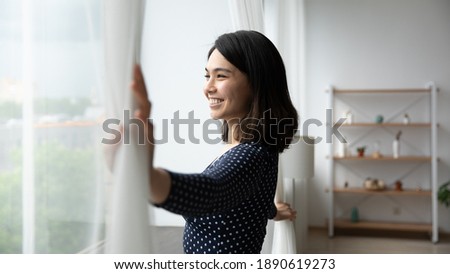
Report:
204,75,210,80
217,74,226,78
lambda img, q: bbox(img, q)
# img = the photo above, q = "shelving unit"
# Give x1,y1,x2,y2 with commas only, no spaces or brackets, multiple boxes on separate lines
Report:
327,83,438,243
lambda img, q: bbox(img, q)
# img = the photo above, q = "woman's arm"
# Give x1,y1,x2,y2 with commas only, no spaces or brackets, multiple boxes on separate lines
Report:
155,143,270,216
149,168,171,204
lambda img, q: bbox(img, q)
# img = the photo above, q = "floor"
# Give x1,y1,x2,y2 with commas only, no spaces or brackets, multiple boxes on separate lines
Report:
153,226,450,254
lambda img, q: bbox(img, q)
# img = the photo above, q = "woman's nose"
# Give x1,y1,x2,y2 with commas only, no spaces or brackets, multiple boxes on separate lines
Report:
204,79,216,95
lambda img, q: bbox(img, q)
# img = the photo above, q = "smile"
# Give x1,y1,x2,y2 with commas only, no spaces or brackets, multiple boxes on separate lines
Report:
209,98,224,106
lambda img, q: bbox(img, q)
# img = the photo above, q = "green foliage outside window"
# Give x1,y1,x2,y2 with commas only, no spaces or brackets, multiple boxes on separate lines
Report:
0,141,105,253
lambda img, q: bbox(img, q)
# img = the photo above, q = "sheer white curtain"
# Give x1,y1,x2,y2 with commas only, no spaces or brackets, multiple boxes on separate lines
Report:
228,0,264,33
264,0,305,119
0,0,155,254
102,0,154,254
0,0,105,253
271,167,297,253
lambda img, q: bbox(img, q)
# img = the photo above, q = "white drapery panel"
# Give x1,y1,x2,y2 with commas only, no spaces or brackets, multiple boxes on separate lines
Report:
102,0,154,254
279,136,314,253
271,173,297,253
264,0,305,119
227,0,264,32
1,0,106,253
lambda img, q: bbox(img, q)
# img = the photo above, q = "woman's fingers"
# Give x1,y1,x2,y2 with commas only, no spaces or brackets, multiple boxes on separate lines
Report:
276,202,290,210
131,64,151,120
274,202,297,221
130,64,155,164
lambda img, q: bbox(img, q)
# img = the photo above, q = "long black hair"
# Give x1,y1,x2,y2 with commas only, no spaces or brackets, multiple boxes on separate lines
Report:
208,30,298,153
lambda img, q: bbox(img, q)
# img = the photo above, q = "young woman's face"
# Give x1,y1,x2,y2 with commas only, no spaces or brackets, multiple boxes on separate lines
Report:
203,49,253,122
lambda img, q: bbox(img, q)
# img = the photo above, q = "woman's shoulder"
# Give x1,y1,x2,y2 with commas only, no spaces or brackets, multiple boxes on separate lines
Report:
228,142,277,161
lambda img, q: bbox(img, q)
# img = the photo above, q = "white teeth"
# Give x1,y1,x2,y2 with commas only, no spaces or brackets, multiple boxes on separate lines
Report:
209,98,223,104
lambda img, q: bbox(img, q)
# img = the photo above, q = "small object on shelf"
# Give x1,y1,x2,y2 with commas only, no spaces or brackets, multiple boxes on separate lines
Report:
356,146,366,157
393,131,402,159
403,113,410,124
392,140,400,158
371,140,382,158
394,180,403,191
351,207,359,223
364,177,385,191
437,180,450,208
372,151,382,158
338,141,349,157
344,181,349,188
375,115,384,124
345,110,353,124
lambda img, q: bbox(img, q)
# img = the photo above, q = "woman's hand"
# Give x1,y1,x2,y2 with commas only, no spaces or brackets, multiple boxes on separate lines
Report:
274,202,297,221
131,64,171,204
130,64,154,164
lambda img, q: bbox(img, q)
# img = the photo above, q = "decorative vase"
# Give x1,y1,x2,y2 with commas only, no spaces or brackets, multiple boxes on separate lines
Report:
393,140,400,158
395,180,403,191
345,110,353,124
351,207,359,223
403,114,410,124
375,115,384,124
338,142,348,157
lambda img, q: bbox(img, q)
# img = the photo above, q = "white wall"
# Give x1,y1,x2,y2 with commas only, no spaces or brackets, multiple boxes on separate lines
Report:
141,0,233,226
304,0,450,232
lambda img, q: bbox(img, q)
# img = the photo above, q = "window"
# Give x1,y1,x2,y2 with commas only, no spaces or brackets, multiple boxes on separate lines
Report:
0,0,105,253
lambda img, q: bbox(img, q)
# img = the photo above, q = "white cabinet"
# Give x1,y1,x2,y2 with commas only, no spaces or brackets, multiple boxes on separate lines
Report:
327,83,438,243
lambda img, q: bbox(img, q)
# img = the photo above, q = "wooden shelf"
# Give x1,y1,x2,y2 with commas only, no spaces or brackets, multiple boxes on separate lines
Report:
333,187,431,196
341,122,431,127
334,88,430,94
333,156,431,161
334,219,432,233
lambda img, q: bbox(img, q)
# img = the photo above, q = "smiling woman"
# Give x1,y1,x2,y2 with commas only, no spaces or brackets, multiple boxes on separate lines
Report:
129,30,299,254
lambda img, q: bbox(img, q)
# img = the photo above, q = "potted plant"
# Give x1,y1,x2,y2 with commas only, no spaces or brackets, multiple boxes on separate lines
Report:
438,180,450,207
356,146,366,157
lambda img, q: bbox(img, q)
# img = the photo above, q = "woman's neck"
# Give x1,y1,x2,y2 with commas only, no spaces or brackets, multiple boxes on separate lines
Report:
226,120,240,146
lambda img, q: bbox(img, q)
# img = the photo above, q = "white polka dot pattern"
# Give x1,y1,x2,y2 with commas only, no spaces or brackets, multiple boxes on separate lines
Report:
156,142,278,254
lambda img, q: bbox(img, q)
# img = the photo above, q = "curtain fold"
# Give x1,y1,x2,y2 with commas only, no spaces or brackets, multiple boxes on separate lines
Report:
271,174,297,253
264,0,305,118
227,0,264,32
102,0,154,254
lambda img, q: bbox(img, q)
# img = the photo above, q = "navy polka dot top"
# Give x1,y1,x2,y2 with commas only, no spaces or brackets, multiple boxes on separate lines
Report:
156,142,278,254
